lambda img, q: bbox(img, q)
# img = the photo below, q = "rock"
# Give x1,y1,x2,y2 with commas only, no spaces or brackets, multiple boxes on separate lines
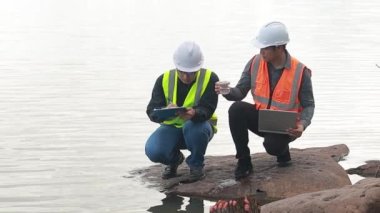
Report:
291,143,349,162
132,144,351,204
347,160,380,178
260,178,380,213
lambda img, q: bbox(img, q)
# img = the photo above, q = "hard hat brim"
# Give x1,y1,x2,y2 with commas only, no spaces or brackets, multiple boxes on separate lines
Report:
252,38,269,49
175,63,202,73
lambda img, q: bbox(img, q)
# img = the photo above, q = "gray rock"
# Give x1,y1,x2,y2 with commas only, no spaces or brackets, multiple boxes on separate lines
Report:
291,143,349,162
347,160,380,178
132,144,351,204
261,178,380,213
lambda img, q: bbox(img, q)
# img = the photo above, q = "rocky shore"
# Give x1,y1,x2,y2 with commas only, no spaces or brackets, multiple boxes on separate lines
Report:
131,144,380,212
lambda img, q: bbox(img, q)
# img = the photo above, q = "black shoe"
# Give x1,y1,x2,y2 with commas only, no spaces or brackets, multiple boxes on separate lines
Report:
234,157,253,180
277,160,292,167
181,167,205,183
189,167,205,181
162,152,184,179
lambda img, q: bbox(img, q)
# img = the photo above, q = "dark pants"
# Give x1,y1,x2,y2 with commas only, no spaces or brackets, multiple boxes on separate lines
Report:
228,101,294,162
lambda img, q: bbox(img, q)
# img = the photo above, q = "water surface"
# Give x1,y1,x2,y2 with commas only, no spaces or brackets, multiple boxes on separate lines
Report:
0,0,380,212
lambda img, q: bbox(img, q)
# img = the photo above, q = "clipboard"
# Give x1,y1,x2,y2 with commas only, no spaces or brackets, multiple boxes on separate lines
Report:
152,107,187,120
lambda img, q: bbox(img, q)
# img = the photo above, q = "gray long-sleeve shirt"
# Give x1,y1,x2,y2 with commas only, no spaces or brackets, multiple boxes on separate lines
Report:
224,52,315,129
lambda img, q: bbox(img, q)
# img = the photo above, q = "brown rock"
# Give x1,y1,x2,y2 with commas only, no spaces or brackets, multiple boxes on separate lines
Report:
291,143,349,162
261,178,380,213
132,144,351,204
347,160,380,178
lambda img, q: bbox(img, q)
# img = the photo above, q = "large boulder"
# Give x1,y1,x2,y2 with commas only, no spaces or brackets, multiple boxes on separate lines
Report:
133,144,351,204
261,178,380,213
291,143,349,162
347,160,380,178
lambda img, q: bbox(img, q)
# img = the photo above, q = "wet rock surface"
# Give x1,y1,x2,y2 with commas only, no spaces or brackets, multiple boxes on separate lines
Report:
347,160,380,178
261,178,380,213
132,144,351,204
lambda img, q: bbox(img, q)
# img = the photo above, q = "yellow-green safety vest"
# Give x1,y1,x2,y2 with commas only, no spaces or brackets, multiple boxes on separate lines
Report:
162,68,218,133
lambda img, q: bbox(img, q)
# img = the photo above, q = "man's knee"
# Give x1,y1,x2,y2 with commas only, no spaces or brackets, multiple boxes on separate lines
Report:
183,121,212,140
263,134,291,156
263,140,287,156
263,144,283,156
228,102,244,117
145,141,164,163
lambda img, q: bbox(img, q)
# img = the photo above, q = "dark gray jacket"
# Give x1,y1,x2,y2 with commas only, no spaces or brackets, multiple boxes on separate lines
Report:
223,52,315,129
146,70,219,123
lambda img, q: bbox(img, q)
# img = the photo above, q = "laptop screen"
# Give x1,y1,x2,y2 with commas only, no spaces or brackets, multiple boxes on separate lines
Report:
258,109,297,134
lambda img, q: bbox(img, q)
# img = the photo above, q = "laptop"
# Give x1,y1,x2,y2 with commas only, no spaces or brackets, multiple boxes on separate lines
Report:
258,109,297,134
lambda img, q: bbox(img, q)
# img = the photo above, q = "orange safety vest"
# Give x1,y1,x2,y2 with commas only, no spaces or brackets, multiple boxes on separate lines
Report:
250,54,305,112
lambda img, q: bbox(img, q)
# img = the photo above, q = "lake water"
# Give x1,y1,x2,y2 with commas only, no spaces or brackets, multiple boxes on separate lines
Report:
1,0,380,212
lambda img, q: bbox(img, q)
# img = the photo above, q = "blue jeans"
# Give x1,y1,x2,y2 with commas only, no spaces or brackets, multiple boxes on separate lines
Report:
145,120,214,169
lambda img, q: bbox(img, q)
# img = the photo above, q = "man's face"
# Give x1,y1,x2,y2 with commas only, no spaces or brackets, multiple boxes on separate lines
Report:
259,46,280,62
177,70,197,84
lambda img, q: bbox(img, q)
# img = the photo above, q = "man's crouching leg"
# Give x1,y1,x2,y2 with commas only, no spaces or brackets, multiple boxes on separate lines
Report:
181,120,213,183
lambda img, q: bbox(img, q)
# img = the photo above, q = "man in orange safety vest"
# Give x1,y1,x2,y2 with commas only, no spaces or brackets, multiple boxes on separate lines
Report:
215,21,315,180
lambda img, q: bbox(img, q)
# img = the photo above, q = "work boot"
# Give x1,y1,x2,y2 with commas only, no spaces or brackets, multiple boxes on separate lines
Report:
277,160,292,167
277,152,292,167
181,167,205,183
162,152,184,179
234,157,253,180
189,167,205,181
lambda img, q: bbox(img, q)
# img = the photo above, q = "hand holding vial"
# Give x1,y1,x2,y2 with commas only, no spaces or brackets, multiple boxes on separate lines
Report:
215,81,230,95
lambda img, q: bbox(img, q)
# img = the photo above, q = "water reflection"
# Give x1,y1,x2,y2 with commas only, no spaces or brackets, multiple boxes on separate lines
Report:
147,194,204,213
1,0,380,212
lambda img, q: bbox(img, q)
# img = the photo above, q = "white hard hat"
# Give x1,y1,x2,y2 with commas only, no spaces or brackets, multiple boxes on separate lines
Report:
253,21,290,49
173,41,204,72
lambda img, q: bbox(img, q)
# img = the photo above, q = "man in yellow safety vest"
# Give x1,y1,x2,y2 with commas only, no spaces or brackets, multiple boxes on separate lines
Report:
146,41,219,183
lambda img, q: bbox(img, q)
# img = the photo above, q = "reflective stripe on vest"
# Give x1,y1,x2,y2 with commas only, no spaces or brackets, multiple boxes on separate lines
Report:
250,55,305,111
162,69,218,132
